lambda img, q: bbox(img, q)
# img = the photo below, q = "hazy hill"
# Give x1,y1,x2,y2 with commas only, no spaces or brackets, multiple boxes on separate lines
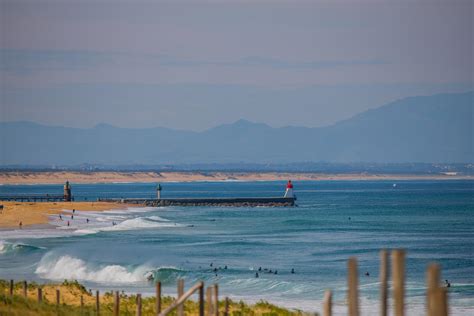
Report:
1,92,472,165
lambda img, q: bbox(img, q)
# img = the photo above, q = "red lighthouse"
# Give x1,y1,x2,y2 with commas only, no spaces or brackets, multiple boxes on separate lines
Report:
284,180,295,198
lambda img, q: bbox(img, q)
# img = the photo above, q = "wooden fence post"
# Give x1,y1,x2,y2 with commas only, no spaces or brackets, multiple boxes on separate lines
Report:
80,295,84,315
347,257,359,316
206,286,213,315
392,249,406,316
156,282,162,315
323,290,332,316
199,283,204,316
96,290,100,316
37,287,42,303
224,297,230,316
427,263,440,316
136,293,142,316
177,279,184,316
56,288,60,306
213,284,219,316
114,291,120,316
380,249,388,316
22,281,27,298
430,287,448,316
9,280,13,297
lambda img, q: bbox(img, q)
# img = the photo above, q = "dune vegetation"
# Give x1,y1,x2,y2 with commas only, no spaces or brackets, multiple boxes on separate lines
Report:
0,280,314,316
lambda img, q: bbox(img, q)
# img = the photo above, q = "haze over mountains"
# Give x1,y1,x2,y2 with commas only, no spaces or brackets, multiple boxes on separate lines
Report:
1,92,472,165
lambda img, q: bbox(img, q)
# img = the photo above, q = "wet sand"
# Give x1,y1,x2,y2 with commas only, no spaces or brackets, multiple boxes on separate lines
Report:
0,201,130,228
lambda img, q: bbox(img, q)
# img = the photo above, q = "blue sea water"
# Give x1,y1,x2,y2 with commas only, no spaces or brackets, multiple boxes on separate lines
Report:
0,180,473,315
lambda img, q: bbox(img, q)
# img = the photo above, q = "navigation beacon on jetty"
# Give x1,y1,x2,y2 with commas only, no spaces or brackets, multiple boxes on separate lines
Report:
100,180,297,207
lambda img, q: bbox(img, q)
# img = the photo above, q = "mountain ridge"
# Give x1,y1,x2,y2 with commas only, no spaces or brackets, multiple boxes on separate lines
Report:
1,91,472,164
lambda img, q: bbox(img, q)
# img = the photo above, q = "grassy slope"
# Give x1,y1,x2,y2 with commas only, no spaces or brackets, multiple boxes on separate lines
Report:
0,280,315,316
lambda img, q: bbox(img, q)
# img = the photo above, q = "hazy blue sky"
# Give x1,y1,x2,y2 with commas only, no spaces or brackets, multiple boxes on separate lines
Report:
1,0,472,130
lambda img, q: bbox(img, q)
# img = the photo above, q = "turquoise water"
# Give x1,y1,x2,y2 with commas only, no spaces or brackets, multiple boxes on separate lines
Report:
1,180,473,314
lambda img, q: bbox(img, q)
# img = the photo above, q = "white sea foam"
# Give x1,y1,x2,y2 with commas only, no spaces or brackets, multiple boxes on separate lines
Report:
35,255,150,283
147,215,170,222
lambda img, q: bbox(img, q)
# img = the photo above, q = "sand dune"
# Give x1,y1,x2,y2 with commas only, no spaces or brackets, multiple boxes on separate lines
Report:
1,171,471,185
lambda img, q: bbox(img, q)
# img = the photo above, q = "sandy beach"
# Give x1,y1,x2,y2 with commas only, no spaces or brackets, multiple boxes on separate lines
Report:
0,201,129,228
1,171,471,185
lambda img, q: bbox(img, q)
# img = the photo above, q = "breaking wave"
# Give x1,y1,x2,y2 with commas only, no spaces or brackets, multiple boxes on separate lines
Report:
0,240,44,255
35,253,188,285
35,254,151,283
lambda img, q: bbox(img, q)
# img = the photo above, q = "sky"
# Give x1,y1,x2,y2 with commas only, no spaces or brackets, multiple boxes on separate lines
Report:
0,0,472,131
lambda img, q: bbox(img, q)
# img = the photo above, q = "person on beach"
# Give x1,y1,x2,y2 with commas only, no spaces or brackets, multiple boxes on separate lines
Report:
71,214,74,220
59,214,62,220
67,221,70,227
86,218,89,223
73,209,75,214
19,221,22,229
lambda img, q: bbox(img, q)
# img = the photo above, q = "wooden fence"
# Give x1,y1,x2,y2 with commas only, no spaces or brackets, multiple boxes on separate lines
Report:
5,249,449,315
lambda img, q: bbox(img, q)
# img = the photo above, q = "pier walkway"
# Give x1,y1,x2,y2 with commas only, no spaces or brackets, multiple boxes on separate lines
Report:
98,197,296,207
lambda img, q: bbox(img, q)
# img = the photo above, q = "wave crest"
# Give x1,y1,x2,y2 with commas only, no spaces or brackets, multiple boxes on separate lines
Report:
35,254,149,283
0,240,44,255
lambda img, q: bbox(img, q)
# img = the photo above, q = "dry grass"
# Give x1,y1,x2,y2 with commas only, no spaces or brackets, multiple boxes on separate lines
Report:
0,280,315,316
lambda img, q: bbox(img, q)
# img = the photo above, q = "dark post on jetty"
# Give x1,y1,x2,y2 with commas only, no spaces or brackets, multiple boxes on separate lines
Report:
99,180,297,207
0,181,73,202
64,181,72,202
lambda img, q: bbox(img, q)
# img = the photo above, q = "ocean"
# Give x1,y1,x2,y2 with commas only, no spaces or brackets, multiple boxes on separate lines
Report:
0,180,473,315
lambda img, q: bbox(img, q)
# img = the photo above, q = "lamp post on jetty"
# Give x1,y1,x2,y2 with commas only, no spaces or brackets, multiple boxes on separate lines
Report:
156,184,162,200
64,181,72,202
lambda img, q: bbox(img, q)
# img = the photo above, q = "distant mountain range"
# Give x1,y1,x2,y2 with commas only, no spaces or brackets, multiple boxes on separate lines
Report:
1,92,472,165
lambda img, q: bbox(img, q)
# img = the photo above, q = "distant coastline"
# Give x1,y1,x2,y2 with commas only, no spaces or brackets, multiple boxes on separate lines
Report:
0,171,472,185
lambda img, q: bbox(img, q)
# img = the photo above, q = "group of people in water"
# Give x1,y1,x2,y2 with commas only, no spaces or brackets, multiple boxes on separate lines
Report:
57,209,84,227
205,262,296,279
56,209,118,227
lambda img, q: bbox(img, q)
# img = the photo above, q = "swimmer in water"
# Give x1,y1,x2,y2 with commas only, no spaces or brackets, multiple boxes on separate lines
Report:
255,272,259,278
291,268,295,274
147,274,154,282
67,221,70,227
86,218,89,223
365,272,370,276
59,214,62,220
